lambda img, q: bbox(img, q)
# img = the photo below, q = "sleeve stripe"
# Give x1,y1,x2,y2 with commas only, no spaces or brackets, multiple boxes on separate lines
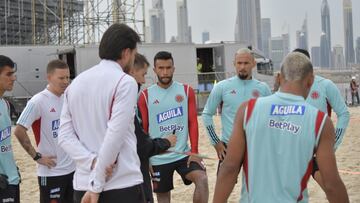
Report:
207,125,220,144
17,103,35,126
209,125,220,143
335,128,343,143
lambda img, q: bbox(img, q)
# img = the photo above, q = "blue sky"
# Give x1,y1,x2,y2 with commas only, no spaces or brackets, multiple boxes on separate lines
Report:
144,0,360,50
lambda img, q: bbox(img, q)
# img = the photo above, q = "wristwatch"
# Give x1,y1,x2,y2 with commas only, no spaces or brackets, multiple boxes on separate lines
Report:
33,152,42,161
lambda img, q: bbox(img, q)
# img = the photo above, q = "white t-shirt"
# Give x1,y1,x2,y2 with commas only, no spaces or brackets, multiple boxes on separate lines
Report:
17,88,75,177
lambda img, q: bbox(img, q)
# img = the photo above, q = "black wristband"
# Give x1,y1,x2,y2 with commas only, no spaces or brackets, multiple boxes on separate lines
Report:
33,152,42,161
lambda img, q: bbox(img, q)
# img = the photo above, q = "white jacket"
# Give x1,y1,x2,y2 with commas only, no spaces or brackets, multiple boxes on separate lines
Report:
59,60,142,193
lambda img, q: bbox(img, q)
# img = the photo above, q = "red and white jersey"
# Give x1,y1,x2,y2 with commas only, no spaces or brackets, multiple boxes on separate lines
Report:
17,88,75,177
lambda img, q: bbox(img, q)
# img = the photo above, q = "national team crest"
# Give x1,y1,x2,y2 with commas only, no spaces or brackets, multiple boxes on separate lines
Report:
311,91,319,99
252,90,260,98
175,94,184,103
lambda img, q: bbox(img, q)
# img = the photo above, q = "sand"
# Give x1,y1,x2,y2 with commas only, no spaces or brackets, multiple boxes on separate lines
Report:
11,107,360,202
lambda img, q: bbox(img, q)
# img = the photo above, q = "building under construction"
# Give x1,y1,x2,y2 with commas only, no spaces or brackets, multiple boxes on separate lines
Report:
0,0,145,45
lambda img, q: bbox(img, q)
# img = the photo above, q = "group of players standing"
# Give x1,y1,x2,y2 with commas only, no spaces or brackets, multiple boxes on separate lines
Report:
0,23,350,203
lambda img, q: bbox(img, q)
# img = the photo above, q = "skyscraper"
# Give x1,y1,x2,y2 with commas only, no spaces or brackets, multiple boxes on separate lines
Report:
269,34,289,70
202,31,210,44
321,0,332,67
176,0,191,43
356,37,360,64
320,32,331,68
261,18,271,58
333,45,345,69
149,0,166,43
296,16,308,51
311,47,321,67
234,0,262,50
343,0,355,66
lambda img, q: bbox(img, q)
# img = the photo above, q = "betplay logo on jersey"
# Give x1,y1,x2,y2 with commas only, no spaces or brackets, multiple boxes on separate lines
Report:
157,107,183,123
270,105,305,116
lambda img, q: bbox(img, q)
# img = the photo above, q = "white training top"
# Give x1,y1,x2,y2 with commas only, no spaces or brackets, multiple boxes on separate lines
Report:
17,88,76,177
58,59,142,193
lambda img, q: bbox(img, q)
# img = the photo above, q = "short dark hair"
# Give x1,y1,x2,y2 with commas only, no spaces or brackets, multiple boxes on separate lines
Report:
99,23,141,61
292,48,310,59
154,51,174,66
47,59,69,74
133,53,149,70
0,55,15,73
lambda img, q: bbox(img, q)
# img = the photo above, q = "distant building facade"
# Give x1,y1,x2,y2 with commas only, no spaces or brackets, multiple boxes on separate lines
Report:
149,0,166,43
311,46,321,67
202,31,210,44
356,37,360,64
176,0,192,43
261,18,271,58
333,45,346,69
321,0,332,67
296,16,308,51
343,0,355,66
269,34,289,70
234,0,262,50
320,32,331,68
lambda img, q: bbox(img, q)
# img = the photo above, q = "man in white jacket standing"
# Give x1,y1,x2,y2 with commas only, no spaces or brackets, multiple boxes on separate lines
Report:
58,23,144,203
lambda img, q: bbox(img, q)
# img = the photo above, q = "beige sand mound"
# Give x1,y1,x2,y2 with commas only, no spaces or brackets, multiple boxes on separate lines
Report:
12,107,360,202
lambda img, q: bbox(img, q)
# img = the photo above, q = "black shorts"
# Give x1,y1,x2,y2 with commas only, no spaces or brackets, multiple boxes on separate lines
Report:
73,184,145,203
151,156,205,193
0,184,20,203
38,172,74,203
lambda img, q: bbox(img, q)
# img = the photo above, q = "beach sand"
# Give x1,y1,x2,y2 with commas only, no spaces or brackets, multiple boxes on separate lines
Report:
12,107,360,202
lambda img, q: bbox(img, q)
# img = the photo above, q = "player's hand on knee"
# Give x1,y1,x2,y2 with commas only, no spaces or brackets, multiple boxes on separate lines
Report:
165,134,177,147
37,156,56,169
81,191,99,203
214,142,226,161
187,155,205,169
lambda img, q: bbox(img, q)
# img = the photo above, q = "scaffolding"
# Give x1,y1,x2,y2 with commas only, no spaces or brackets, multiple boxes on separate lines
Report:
0,0,145,45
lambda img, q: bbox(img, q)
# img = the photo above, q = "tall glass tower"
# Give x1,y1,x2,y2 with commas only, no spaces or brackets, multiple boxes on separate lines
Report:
343,0,355,66
321,0,331,67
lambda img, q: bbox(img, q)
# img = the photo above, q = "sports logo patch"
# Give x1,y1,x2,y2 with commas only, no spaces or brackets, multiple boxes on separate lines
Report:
270,105,305,116
159,124,184,132
0,126,11,142
50,108,56,112
175,94,184,103
52,119,60,138
230,90,236,94
311,91,319,99
252,90,260,97
157,107,183,123
268,119,301,134
153,99,160,104
52,119,60,131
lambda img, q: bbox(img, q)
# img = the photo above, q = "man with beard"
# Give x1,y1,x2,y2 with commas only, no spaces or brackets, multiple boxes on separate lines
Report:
213,52,349,203
130,53,177,203
58,23,144,203
202,48,271,163
15,59,75,203
137,51,208,203
0,55,20,203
